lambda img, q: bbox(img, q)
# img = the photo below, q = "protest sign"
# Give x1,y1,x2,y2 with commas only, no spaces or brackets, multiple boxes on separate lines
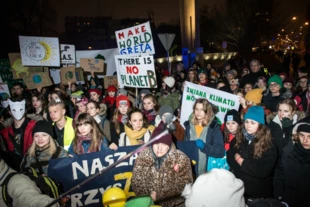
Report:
80,58,104,73
60,44,76,65
115,22,155,55
104,75,118,89
19,36,60,67
75,67,85,83
23,72,53,89
0,83,11,97
48,142,198,207
114,55,157,88
180,81,240,127
8,53,49,79
60,66,76,84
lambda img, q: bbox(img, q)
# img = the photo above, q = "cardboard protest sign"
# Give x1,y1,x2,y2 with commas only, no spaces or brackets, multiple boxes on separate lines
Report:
60,66,76,84
19,36,60,67
0,83,11,98
48,142,198,207
80,58,104,73
23,72,53,89
60,44,76,65
180,81,240,127
114,55,157,88
75,67,85,84
115,21,155,55
104,75,118,89
8,53,48,79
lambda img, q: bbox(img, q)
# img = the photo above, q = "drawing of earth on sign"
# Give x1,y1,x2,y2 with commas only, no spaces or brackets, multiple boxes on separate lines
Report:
65,71,74,80
32,74,42,84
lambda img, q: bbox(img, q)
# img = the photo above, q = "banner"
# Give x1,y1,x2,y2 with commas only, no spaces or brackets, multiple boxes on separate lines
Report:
23,72,53,89
48,142,198,207
114,55,157,88
80,58,104,73
60,66,76,84
115,22,155,55
19,36,60,67
60,44,76,65
104,75,118,89
180,81,240,126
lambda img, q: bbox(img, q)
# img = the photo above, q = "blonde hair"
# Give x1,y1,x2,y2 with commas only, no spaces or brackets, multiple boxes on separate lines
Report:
191,98,215,127
29,135,56,157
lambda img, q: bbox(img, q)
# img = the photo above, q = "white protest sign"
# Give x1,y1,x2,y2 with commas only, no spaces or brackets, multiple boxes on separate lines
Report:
180,81,240,127
60,44,76,65
115,21,155,55
0,83,11,97
114,55,157,88
19,36,60,67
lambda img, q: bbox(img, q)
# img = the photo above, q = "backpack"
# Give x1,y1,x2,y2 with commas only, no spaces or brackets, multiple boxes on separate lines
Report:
1,167,62,207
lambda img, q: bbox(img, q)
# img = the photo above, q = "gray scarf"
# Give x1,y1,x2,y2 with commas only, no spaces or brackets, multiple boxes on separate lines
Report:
190,122,209,175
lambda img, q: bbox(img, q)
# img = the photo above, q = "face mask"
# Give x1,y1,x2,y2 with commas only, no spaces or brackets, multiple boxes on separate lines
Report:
9,99,26,120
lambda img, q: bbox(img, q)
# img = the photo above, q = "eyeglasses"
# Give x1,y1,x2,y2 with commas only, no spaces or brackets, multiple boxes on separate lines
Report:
269,83,280,87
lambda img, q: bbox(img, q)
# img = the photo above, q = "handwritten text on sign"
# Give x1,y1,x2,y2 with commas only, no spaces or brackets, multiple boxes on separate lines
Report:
115,55,157,88
115,22,155,55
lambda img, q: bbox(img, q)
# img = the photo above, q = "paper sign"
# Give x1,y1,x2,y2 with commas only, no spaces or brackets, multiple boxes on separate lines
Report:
80,58,104,72
23,72,53,89
75,67,85,83
180,81,240,126
0,83,11,98
114,55,157,88
115,21,155,55
19,36,60,67
60,44,76,65
60,66,76,84
104,75,118,89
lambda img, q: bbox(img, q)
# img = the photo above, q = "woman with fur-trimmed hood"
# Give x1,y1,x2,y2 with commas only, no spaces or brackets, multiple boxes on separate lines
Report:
131,125,193,207
274,122,310,207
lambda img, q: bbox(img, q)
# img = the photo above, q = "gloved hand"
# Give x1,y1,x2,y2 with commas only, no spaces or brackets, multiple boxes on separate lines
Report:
195,139,205,150
281,117,293,128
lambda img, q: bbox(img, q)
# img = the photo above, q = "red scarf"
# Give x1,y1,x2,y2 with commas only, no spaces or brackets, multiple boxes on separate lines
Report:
104,96,116,106
225,133,235,151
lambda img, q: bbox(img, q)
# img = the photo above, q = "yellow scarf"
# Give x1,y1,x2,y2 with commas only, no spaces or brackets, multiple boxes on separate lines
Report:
124,125,155,145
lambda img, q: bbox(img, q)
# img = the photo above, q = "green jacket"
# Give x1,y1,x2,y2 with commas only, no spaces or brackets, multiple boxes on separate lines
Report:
157,92,180,112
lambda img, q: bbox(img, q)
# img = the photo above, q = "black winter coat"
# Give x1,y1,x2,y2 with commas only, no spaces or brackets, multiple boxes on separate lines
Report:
274,141,310,207
227,138,278,198
262,92,285,113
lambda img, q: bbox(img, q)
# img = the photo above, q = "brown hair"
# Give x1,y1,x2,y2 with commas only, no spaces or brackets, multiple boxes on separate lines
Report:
191,98,215,127
234,123,272,158
126,107,149,129
112,106,130,134
223,123,242,143
73,113,103,154
48,98,65,109
187,69,198,83
32,92,46,110
142,94,159,111
277,98,297,113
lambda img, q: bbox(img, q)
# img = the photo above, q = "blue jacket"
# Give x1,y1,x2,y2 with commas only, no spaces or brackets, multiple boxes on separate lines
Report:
68,137,109,155
183,120,225,158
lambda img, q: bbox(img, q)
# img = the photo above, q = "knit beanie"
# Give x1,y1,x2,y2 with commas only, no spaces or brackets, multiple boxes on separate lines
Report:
245,88,263,104
116,95,129,108
159,105,174,119
117,88,128,96
244,106,265,125
226,69,238,77
89,88,102,96
224,109,241,124
298,66,308,74
183,169,246,207
107,85,117,93
32,120,54,138
164,76,175,88
268,75,283,88
283,76,294,85
198,68,208,76
139,89,151,97
150,124,172,147
297,124,310,133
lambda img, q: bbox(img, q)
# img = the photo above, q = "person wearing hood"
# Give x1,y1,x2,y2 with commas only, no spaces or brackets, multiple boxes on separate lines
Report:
274,122,310,207
182,169,246,207
131,125,193,206
262,75,285,113
157,76,181,112
268,99,306,156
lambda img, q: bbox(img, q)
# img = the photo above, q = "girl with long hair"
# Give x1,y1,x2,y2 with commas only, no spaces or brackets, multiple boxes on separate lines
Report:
227,106,278,199
223,109,242,151
74,96,88,120
21,120,68,175
68,113,109,155
142,94,159,125
183,98,225,175
29,92,48,120
118,108,155,147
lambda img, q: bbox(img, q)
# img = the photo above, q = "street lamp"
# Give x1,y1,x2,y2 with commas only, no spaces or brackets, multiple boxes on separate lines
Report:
305,22,309,25
281,29,285,32
292,16,297,20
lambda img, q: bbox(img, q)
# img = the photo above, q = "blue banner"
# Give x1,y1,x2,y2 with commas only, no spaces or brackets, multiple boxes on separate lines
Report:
48,142,198,207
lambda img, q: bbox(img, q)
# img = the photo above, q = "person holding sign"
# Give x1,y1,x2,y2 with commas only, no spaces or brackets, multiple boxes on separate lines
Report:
132,125,193,206
118,108,155,147
227,106,277,199
157,76,180,112
183,98,225,176
68,113,109,155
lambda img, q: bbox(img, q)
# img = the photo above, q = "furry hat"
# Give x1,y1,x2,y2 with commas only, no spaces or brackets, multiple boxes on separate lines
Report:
164,76,175,88
183,169,246,207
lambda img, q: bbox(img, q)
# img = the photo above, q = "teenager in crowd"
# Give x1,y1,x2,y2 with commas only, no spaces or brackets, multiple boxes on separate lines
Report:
50,90,75,118
74,97,88,120
142,94,159,125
